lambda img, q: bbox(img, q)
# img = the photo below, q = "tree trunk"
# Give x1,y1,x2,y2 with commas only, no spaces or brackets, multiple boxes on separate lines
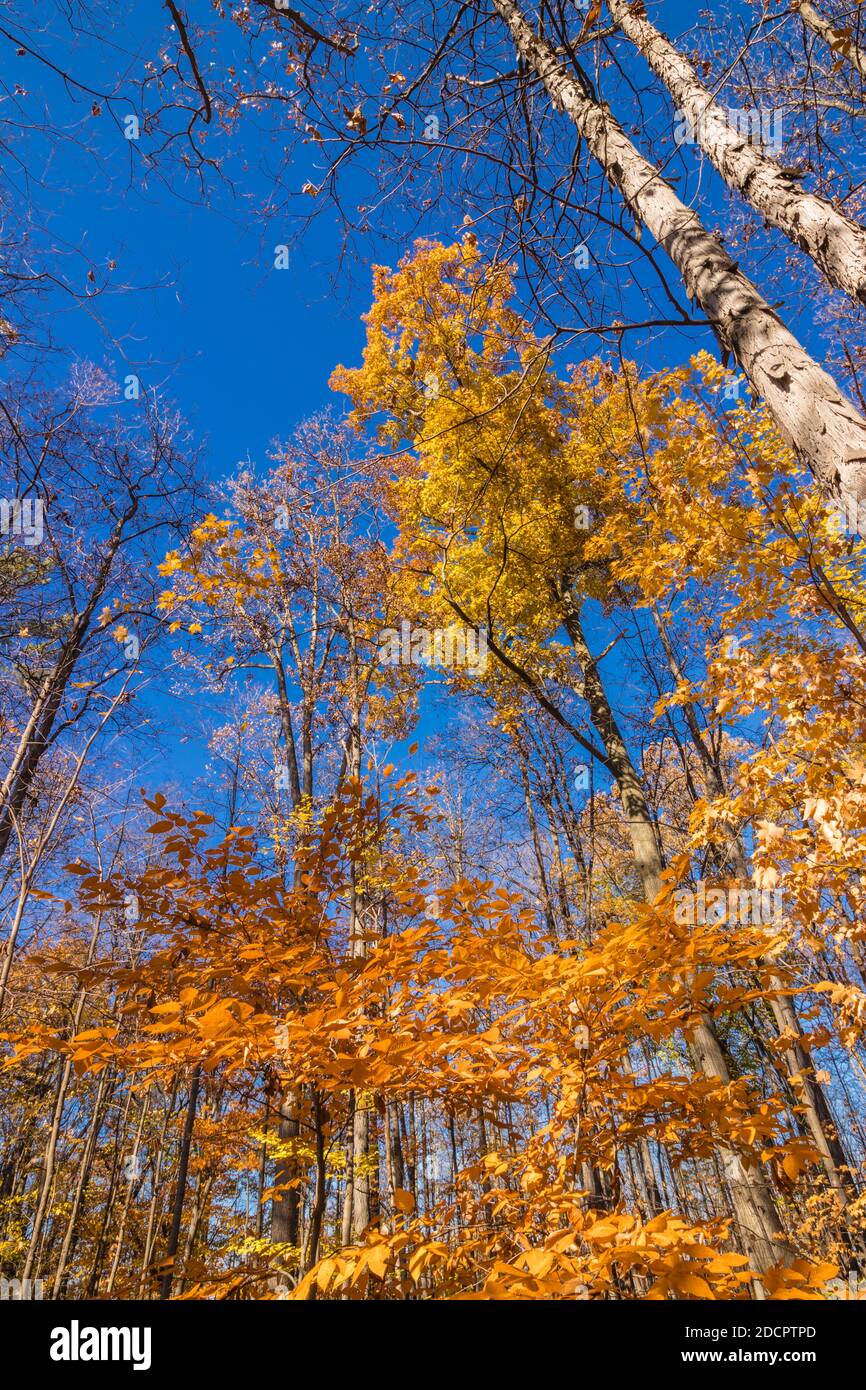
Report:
302,1090,327,1286
492,0,866,513
350,1093,371,1240
651,605,855,1204
689,1014,790,1280
270,1090,302,1251
796,0,866,80
559,590,789,1276
560,595,663,900
138,1077,180,1297
159,1066,201,1300
22,912,103,1281
50,1067,113,1298
0,499,137,865
516,740,557,931
341,1091,355,1249
87,1084,134,1297
768,990,853,1204
609,0,866,306
105,1095,151,1296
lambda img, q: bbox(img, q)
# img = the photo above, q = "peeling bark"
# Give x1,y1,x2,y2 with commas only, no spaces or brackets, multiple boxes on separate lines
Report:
493,0,866,512
796,0,866,81
609,0,866,306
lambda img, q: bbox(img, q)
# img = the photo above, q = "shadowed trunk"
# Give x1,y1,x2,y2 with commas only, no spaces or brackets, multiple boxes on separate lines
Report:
558,589,790,1277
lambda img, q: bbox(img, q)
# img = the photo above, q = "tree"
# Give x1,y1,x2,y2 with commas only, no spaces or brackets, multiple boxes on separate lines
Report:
608,0,866,307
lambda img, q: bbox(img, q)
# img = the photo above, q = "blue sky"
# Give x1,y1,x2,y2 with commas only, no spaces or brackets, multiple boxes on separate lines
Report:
2,0,843,805
6,0,746,479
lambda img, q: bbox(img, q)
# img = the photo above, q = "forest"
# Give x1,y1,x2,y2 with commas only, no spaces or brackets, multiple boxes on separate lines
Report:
2,0,866,1315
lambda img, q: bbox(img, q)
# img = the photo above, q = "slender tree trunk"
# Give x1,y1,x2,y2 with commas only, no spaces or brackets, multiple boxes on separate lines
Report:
768,990,853,1202
560,594,663,900
21,1062,75,1283
651,605,855,1203
50,1068,113,1298
269,643,310,1259
388,1100,405,1193
86,1084,134,1297
138,1077,180,1297
350,1093,371,1240
271,650,302,807
492,0,866,512
302,1090,327,1286
179,1170,214,1293
516,741,557,931
105,1095,150,1296
609,0,866,305
22,913,103,1281
255,1098,269,1239
270,1090,302,1250
638,1137,664,1214
402,1096,418,1204
342,686,379,1245
0,501,137,865
341,1091,355,1248
688,1019,790,1282
159,1066,201,1300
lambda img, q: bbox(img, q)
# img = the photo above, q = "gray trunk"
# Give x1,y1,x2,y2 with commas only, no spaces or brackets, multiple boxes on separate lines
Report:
609,0,866,306
493,0,866,513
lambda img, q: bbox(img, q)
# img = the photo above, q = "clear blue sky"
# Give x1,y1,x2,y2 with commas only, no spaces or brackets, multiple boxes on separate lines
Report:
5,0,759,479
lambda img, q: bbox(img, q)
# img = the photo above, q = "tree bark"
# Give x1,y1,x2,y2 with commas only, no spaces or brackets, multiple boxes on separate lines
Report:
105,1094,151,1296
516,739,557,931
650,605,855,1203
796,0,866,80
341,1091,355,1248
559,594,663,900
302,1090,327,1286
651,604,860,1236
609,0,866,306
270,1090,302,1251
137,1077,180,1297
159,1066,201,1300
492,0,866,513
21,912,103,1282
0,499,138,866
50,1067,113,1298
350,1093,372,1240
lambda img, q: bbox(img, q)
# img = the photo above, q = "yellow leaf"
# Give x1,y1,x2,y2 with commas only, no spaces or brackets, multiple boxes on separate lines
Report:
366,1244,390,1279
